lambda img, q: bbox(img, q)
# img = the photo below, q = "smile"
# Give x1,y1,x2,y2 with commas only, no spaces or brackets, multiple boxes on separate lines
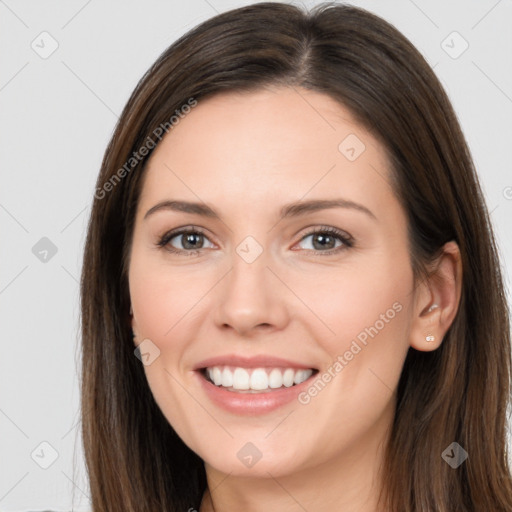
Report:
193,355,319,414
202,365,315,392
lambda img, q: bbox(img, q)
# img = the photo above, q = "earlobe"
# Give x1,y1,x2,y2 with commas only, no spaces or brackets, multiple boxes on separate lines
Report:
424,304,439,344
410,302,443,351
409,241,463,352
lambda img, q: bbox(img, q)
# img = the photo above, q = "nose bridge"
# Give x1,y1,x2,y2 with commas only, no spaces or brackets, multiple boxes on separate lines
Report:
228,238,272,310
214,234,288,334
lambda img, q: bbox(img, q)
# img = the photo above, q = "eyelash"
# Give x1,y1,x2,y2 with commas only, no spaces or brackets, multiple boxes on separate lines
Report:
156,225,354,257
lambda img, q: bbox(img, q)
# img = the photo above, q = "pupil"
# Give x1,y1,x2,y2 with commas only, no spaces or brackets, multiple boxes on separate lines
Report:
313,234,334,250
183,233,202,249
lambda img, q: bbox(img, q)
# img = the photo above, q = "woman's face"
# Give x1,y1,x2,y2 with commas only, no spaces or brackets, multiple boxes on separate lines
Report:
129,86,417,479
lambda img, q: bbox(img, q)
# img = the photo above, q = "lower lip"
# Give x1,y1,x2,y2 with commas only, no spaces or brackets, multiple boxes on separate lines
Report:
194,370,317,415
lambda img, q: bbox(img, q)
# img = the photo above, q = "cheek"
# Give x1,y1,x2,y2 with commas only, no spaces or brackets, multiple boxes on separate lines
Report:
295,251,414,396
129,256,204,439
129,254,205,344
302,253,412,340
288,260,413,455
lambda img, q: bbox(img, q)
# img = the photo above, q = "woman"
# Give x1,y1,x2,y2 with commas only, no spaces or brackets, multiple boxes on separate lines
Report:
80,2,512,510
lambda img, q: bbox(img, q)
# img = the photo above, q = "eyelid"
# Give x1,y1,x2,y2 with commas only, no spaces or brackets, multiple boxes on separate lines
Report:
293,225,354,253
296,225,353,243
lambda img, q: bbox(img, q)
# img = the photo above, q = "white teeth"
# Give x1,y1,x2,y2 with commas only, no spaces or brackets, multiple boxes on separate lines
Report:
212,367,222,386
294,369,311,385
268,368,283,388
233,368,250,390
250,368,268,390
283,368,295,387
204,366,314,391
298,369,313,383
221,367,233,387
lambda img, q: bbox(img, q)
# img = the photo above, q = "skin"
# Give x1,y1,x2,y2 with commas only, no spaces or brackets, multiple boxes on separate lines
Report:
128,86,462,512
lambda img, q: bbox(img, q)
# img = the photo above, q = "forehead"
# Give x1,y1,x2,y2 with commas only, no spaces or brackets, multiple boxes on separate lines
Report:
138,87,394,217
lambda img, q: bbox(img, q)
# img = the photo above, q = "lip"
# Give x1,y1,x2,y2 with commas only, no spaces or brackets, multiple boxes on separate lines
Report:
193,354,317,371
193,356,318,415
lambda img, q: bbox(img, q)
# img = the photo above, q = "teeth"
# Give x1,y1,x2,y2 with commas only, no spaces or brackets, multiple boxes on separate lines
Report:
294,369,310,385
250,368,268,390
283,368,295,387
268,368,283,388
233,368,250,390
204,366,314,391
221,367,233,387
212,367,222,386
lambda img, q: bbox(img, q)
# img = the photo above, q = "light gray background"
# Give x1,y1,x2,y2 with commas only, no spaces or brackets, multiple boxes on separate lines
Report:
1,0,511,510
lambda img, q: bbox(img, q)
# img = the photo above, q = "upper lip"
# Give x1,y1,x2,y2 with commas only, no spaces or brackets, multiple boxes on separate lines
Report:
194,354,318,371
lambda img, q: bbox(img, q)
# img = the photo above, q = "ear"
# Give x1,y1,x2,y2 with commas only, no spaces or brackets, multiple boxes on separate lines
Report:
409,241,462,352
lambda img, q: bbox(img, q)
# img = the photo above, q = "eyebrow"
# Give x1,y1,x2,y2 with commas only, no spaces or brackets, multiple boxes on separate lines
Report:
144,198,376,221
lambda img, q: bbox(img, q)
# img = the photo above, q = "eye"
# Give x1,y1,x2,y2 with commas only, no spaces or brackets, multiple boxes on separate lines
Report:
157,225,354,257
295,226,353,254
157,227,215,256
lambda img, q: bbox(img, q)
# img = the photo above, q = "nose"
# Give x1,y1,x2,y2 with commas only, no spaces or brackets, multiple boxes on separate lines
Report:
214,247,289,337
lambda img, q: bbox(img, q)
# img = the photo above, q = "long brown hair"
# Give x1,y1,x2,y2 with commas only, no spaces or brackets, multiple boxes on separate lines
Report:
80,2,512,510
